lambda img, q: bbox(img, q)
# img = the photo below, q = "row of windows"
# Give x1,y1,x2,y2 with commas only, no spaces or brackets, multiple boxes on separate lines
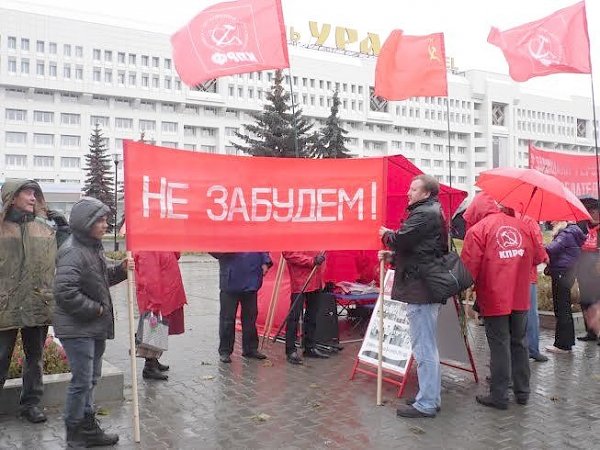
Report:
5,57,182,90
6,109,80,124
6,36,172,70
5,131,81,147
517,109,575,123
5,154,80,168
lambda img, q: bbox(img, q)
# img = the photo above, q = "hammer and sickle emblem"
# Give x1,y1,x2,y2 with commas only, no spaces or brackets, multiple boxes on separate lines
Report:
528,34,551,61
211,24,242,47
427,38,440,62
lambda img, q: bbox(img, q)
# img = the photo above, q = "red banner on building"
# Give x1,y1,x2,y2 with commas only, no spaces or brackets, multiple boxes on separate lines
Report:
123,141,386,252
528,143,599,197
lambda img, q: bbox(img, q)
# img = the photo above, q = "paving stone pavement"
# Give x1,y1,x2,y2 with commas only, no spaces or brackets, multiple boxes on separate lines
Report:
1,255,599,449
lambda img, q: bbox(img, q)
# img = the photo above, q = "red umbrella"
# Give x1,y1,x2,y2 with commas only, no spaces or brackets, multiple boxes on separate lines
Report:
475,167,592,222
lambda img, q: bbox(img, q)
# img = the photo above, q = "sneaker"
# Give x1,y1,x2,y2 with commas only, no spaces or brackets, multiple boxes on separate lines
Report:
242,350,267,360
476,395,508,410
405,398,441,412
396,404,436,418
530,353,549,362
545,345,572,354
286,351,303,365
81,413,119,447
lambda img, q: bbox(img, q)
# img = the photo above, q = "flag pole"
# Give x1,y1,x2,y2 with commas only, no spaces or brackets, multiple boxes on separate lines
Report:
445,97,453,189
286,70,300,158
590,74,600,208
125,250,141,443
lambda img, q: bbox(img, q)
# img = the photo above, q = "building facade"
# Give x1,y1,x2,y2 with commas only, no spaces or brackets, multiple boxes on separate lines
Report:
1,7,598,213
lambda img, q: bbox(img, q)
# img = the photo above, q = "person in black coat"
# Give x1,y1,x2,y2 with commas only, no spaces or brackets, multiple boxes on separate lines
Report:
53,197,130,448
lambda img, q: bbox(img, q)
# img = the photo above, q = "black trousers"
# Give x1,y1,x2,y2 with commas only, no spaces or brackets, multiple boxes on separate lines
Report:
285,290,320,355
219,291,259,356
483,312,530,404
0,326,48,409
551,270,576,350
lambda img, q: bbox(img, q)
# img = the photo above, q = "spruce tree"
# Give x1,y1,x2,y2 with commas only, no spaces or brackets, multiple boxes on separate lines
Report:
83,124,115,214
312,90,352,159
233,70,316,157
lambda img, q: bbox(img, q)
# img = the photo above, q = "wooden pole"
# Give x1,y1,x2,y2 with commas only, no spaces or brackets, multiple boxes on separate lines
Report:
260,255,286,349
126,251,141,443
376,258,386,406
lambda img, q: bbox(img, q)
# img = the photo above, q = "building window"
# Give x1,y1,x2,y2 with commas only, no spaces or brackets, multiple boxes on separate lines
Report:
34,156,54,167
61,157,80,168
164,58,171,70
129,72,136,85
34,111,54,123
164,77,172,89
63,64,71,78
21,59,30,74
152,57,159,68
115,118,133,129
141,55,149,66
8,58,17,73
162,141,178,148
118,71,125,84
201,127,216,137
118,52,125,64
162,121,178,133
61,135,81,147
577,119,587,138
75,66,83,80
8,36,17,49
90,115,110,127
36,40,45,52
36,61,45,76
93,68,101,82
201,145,216,153
104,50,112,62
5,109,27,121
93,49,101,60
49,42,57,54
21,38,30,51
129,53,136,65
5,154,27,167
141,74,149,87
75,46,83,57
140,100,155,111
61,113,80,125
492,102,507,126
64,44,71,57
34,133,54,147
139,120,156,131
6,132,27,145
185,144,197,151
175,79,182,90
225,127,238,137
152,76,159,88
162,103,175,113
105,69,113,83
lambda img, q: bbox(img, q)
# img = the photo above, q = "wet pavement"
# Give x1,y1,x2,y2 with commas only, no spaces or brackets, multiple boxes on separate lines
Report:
1,255,599,449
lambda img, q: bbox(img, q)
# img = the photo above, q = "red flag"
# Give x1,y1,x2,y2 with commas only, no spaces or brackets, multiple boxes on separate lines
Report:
488,1,591,82
374,30,448,101
171,0,289,87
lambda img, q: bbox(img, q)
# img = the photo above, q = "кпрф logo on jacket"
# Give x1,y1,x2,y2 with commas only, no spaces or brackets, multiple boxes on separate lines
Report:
496,226,525,259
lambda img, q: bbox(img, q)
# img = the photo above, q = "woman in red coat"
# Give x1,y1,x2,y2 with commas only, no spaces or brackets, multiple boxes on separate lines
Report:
133,251,187,380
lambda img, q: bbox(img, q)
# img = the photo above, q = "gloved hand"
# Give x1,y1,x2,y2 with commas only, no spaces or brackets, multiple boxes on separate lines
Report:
47,209,68,227
314,254,325,266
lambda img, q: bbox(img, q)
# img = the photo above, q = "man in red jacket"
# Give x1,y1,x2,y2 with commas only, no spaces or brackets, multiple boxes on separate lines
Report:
282,251,328,364
462,195,545,410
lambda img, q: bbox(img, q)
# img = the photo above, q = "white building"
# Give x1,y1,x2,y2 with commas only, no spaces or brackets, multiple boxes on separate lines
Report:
1,6,598,213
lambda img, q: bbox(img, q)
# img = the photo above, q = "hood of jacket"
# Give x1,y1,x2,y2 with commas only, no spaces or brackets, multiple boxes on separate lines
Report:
69,197,110,242
562,223,587,246
1,179,47,223
463,192,500,230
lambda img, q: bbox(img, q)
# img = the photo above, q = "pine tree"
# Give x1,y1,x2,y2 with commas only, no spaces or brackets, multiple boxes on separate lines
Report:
83,124,115,214
312,90,352,159
233,70,316,157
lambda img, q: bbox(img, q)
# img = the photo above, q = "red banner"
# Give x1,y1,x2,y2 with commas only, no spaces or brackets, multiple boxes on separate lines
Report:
123,141,386,252
528,143,599,197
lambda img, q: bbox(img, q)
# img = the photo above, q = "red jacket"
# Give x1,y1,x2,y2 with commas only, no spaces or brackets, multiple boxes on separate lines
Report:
282,251,323,293
133,251,187,316
461,207,546,317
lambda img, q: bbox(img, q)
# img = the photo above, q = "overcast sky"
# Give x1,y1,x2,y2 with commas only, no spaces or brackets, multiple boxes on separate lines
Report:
6,0,600,101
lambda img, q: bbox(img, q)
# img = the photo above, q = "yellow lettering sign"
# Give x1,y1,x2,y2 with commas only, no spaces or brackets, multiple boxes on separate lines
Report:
309,21,331,46
335,27,358,50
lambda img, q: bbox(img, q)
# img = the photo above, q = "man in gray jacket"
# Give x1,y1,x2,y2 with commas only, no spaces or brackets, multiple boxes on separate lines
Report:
53,197,129,447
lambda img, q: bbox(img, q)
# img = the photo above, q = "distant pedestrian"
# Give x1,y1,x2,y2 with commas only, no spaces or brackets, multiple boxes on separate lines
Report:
212,252,272,363
53,197,130,447
133,251,187,380
544,221,586,354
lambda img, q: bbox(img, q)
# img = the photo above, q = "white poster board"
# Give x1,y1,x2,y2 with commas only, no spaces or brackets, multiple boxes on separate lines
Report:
358,270,412,375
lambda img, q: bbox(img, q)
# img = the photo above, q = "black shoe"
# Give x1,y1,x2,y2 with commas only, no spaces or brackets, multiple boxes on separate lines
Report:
81,413,119,447
405,398,441,412
515,397,528,405
66,424,85,448
242,350,267,360
155,359,169,372
476,395,508,410
530,353,549,362
303,348,329,359
396,404,436,418
219,354,232,363
19,406,47,423
287,352,303,365
143,359,169,380
577,334,597,342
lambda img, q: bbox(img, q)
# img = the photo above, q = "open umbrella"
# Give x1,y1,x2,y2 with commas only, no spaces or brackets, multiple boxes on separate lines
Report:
475,167,591,222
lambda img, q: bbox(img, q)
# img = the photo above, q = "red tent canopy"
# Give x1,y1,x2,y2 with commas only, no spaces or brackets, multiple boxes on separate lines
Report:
255,155,468,337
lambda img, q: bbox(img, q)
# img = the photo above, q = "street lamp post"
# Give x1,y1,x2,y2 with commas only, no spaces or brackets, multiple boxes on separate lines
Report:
112,153,120,251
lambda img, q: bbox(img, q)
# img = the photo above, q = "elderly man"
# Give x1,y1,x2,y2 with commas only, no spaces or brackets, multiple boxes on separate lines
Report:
0,179,69,423
380,174,447,418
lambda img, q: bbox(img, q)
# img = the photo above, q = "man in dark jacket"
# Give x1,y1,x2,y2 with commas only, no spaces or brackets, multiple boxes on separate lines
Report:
0,179,70,424
380,174,447,418
53,197,128,447
212,252,272,363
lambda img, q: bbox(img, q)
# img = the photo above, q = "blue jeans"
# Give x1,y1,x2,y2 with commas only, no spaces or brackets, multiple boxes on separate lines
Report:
61,338,105,427
406,303,442,415
526,283,541,357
